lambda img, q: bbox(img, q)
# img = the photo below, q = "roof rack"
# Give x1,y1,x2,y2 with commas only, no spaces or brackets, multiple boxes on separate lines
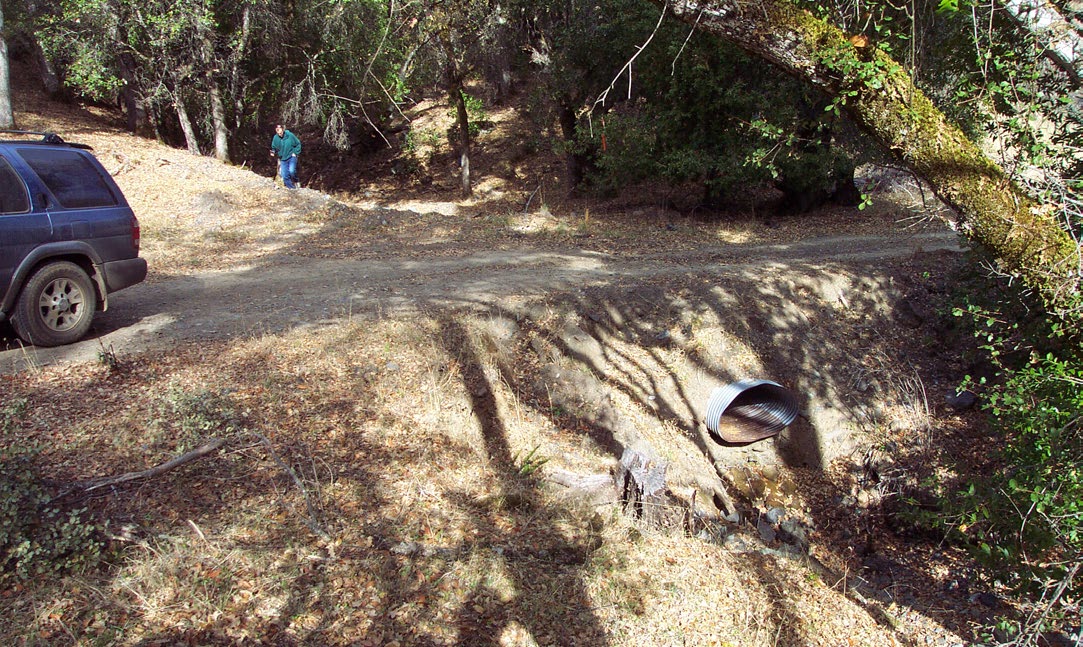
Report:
0,130,93,150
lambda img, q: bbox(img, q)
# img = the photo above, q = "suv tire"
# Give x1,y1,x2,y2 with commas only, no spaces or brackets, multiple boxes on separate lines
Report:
11,261,98,347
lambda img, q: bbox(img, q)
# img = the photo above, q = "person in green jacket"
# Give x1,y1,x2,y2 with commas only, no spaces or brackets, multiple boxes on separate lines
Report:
269,124,302,189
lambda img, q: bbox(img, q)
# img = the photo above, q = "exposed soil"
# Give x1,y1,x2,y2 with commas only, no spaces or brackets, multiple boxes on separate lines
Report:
0,221,961,368
0,58,1013,646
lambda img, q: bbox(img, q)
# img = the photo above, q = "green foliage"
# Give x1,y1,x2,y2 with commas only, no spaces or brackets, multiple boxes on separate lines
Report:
816,45,902,116
0,399,102,583
894,253,1082,638
513,445,549,477
587,109,661,191
289,0,401,127
97,342,122,372
35,0,124,102
30,0,405,153
910,0,1083,255
530,3,863,209
151,384,240,452
403,126,442,154
60,53,125,101
462,93,486,124
447,91,488,139
944,301,1083,603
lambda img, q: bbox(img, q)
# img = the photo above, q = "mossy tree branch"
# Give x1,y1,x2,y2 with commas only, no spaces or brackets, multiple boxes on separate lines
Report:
658,0,1081,317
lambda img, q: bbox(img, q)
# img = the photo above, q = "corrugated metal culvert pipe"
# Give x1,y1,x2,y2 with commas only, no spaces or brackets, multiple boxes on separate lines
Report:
705,379,800,444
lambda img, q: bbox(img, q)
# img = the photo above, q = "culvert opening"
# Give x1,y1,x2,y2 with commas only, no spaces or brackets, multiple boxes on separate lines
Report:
705,379,800,444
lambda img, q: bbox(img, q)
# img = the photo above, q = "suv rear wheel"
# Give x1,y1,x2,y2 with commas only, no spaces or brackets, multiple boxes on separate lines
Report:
11,261,98,347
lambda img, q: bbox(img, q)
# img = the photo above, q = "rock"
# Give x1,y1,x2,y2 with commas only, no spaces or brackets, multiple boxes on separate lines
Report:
971,591,998,608
757,518,777,543
778,519,809,551
390,541,418,555
889,418,913,433
485,316,519,341
945,390,978,411
724,533,752,552
560,323,606,366
944,575,970,594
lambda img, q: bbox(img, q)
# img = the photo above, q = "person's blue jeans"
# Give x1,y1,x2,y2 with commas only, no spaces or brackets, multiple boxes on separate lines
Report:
278,155,299,189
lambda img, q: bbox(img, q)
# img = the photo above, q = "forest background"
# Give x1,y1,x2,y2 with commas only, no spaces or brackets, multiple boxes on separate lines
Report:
0,0,1081,643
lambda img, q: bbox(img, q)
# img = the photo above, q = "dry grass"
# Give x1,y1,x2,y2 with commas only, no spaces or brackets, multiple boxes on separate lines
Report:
2,307,976,645
0,61,989,646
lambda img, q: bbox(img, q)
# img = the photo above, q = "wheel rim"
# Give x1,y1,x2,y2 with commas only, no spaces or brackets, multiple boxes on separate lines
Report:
37,277,87,332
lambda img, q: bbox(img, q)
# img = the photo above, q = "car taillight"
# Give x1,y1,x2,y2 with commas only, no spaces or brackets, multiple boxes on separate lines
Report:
131,215,141,251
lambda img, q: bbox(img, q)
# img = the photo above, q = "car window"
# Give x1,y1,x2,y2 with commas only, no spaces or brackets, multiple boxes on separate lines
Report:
16,148,118,209
0,156,31,214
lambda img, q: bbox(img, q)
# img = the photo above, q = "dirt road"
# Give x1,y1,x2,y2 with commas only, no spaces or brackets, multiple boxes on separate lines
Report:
0,228,962,373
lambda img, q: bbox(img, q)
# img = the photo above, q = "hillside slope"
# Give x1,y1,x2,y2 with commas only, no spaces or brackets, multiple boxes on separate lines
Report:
0,66,999,646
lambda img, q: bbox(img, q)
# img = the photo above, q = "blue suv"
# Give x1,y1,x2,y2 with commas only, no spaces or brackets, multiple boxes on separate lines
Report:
1,131,147,347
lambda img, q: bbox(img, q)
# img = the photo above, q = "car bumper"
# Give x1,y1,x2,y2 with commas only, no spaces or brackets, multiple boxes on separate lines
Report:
102,257,148,293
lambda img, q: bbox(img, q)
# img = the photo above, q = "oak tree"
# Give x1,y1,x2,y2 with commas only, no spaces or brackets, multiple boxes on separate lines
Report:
656,0,1080,317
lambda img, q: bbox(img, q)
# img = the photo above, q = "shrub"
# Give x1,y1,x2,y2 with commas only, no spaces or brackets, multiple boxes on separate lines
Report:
151,383,240,452
0,399,102,583
949,302,1083,636
579,34,861,210
960,317,1081,566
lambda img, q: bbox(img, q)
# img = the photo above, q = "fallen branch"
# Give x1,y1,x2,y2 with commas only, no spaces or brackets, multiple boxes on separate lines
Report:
546,468,618,506
523,184,541,213
253,433,333,543
51,437,228,501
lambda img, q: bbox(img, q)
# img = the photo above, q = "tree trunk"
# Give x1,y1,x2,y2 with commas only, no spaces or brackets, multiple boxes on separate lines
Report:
32,38,60,97
230,5,252,133
0,6,15,129
559,102,587,193
200,25,230,163
658,0,1081,317
148,101,164,143
208,82,230,162
119,53,147,135
174,92,201,155
398,43,421,92
452,85,472,196
440,33,473,197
